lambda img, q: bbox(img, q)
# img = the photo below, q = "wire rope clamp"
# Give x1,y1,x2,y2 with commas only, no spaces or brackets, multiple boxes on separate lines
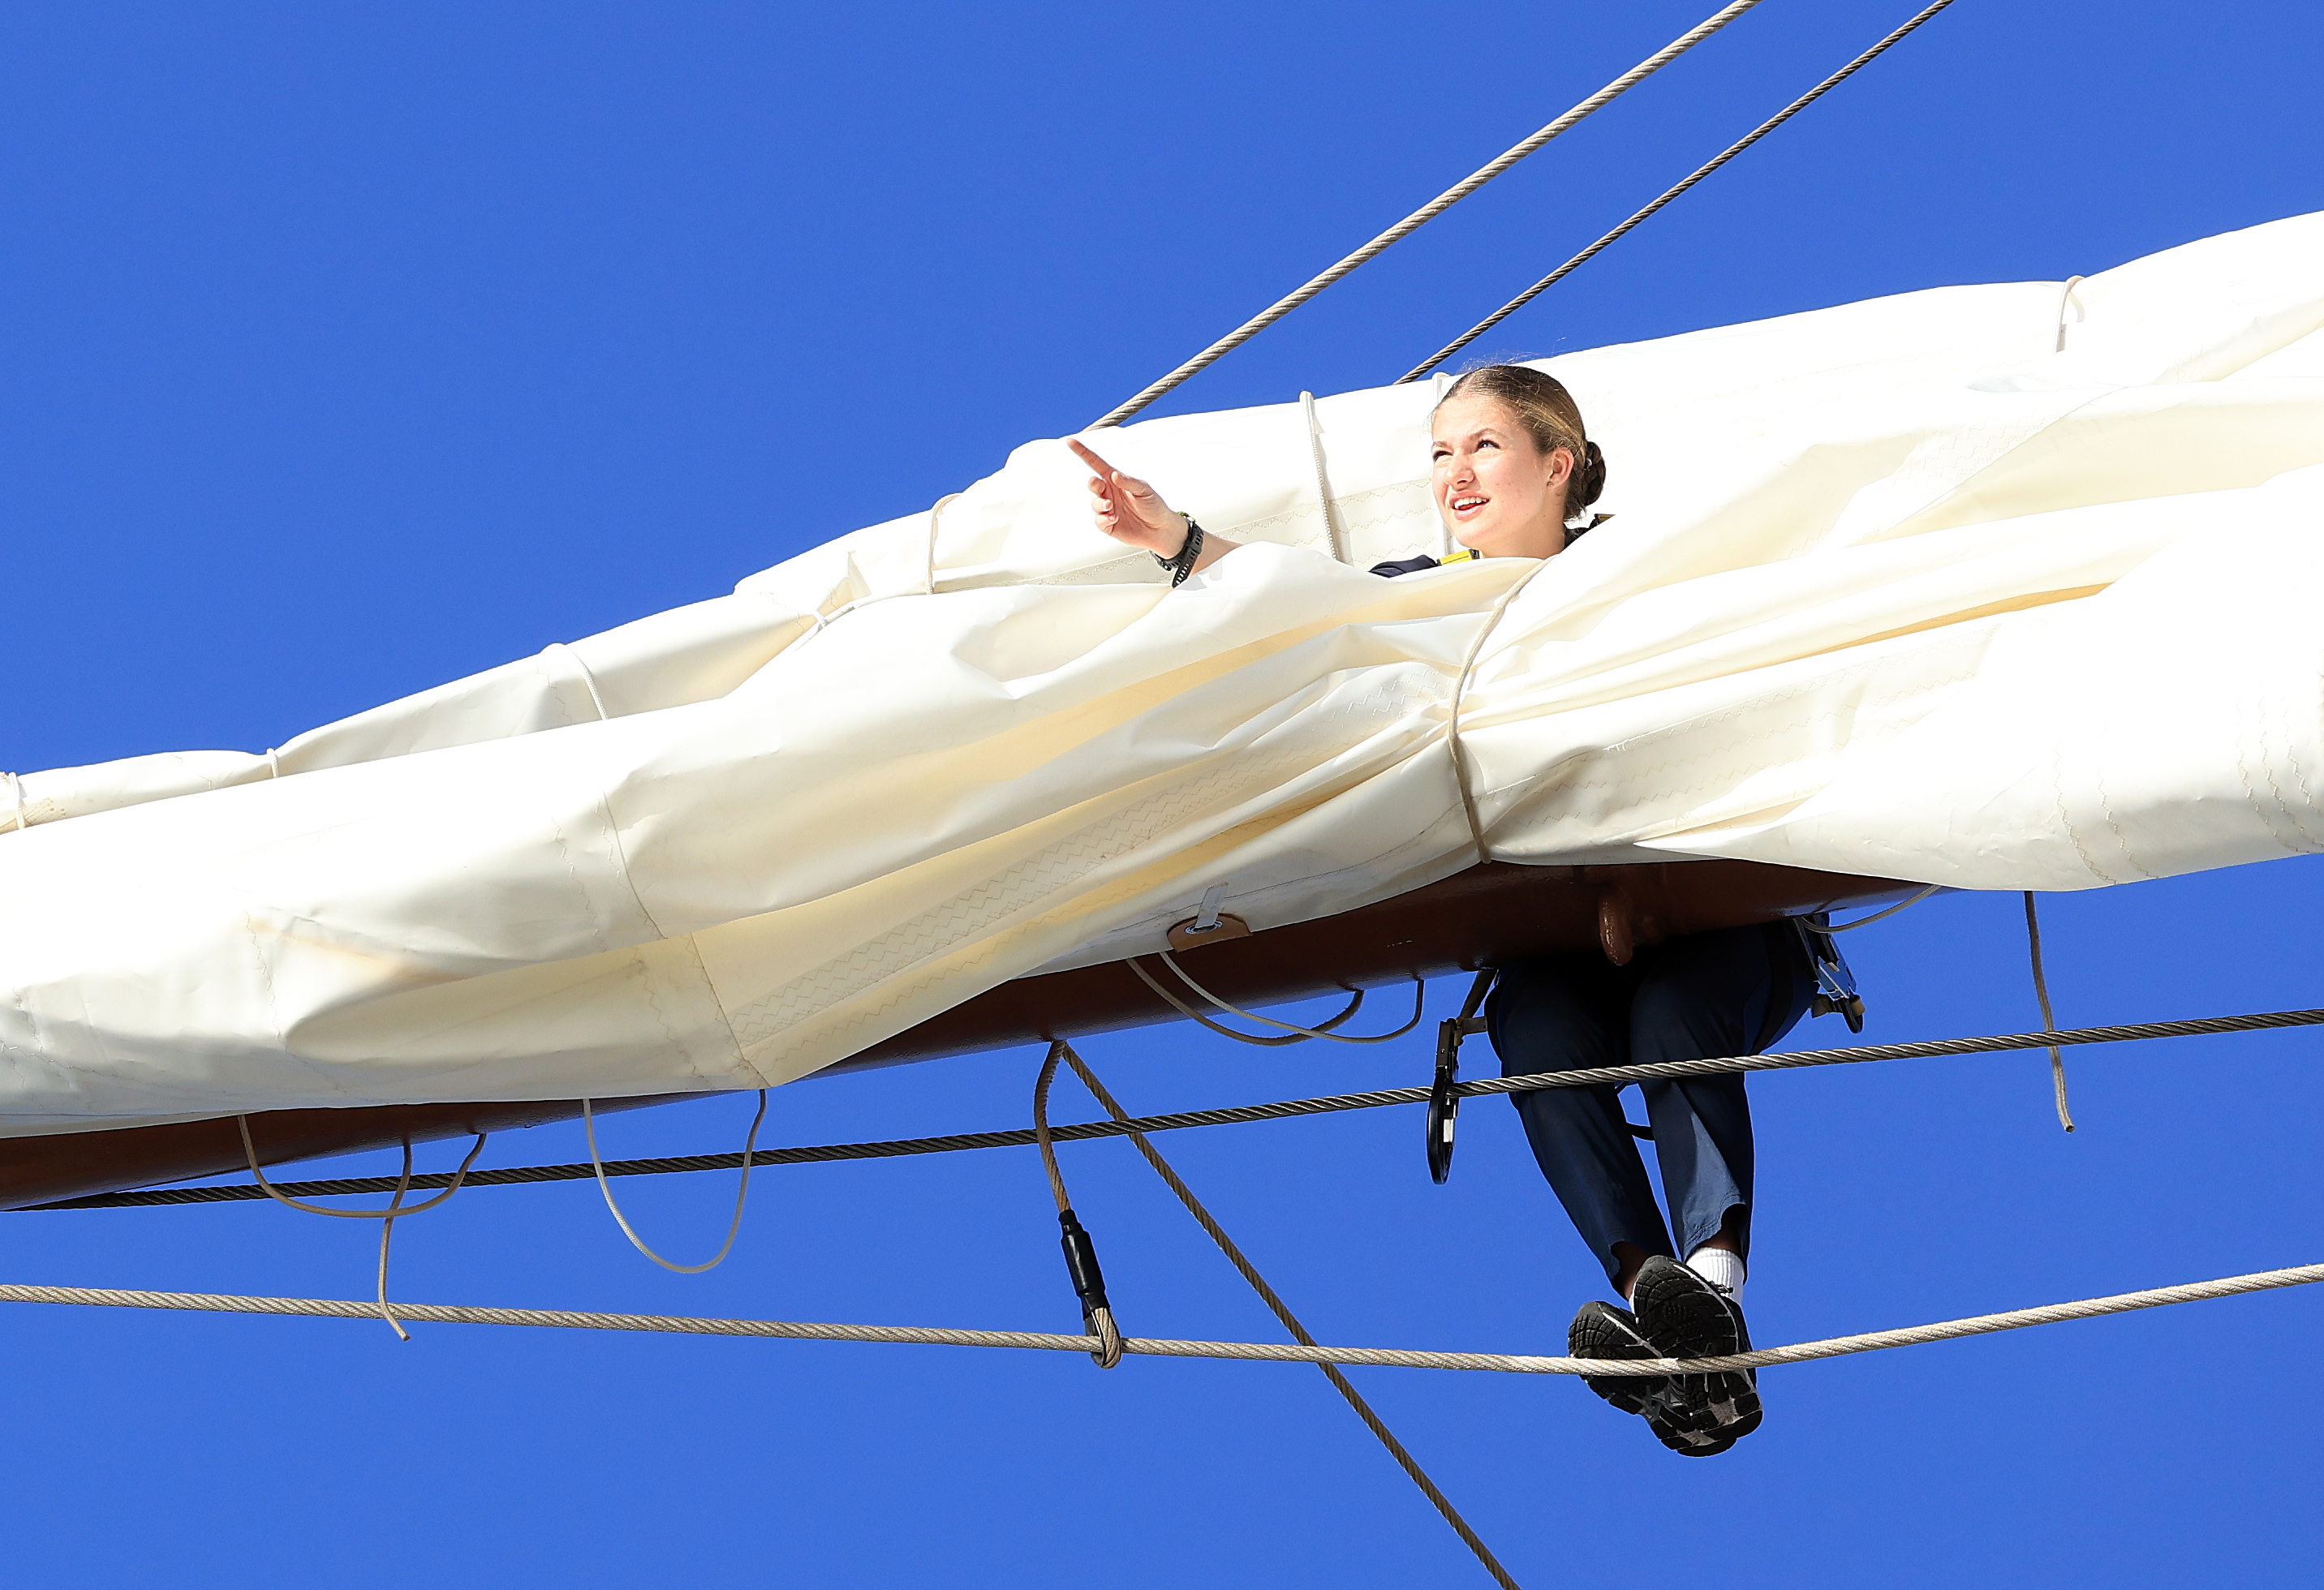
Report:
1056,1207,1123,1368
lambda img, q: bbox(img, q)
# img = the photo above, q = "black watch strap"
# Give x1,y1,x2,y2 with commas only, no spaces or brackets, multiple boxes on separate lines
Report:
1154,518,1205,587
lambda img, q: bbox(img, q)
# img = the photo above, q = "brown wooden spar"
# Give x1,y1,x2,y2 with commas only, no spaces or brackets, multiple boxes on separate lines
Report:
0,859,1923,1210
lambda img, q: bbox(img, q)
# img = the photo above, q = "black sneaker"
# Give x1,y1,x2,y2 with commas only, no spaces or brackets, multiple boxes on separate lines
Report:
1631,1255,1762,1446
1568,1300,1733,1457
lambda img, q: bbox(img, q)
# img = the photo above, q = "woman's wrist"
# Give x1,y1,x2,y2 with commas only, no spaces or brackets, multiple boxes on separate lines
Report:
1154,517,1205,587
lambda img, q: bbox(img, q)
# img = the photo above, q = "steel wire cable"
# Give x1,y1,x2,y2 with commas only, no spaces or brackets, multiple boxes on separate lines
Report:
32,1007,2322,1212
2,1261,2318,1374
1051,1042,1521,1588
1089,0,1769,428
1398,0,1961,382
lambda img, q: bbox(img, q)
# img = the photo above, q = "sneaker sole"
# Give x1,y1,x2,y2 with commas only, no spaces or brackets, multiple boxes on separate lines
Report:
1633,1260,1762,1440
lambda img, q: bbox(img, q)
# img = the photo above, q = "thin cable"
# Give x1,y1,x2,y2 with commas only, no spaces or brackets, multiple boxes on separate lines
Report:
236,1115,486,1218
1156,952,1427,1043
1091,0,1768,428
5,1261,2318,1375
1053,1042,1521,1590
1127,955,1366,1046
1400,0,1962,382
66,1008,2322,1210
376,1139,415,1342
1821,884,1942,932
2023,893,2076,1132
582,1091,768,1273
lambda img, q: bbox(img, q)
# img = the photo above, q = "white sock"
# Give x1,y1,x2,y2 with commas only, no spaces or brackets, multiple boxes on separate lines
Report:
1685,1246,1746,1304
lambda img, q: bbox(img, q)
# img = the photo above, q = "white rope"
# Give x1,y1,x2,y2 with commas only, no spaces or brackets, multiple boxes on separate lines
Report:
923,492,961,595
1126,956,1366,1047
2056,275,2086,353
6,1261,2316,1375
1090,0,1769,428
236,1115,487,1218
1431,372,1457,557
2024,893,2077,1132
1154,951,1427,1044
582,1092,768,1274
1299,392,1348,564
2,771,24,836
265,749,282,780
545,641,611,722
1820,884,1941,932
375,1140,415,1341
1447,561,1555,862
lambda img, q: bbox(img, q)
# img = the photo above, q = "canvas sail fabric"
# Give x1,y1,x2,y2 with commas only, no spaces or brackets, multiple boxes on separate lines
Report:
3,212,2321,1132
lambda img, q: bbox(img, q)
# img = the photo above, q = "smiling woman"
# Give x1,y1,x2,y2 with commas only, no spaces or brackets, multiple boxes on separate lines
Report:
1429,363,1610,559
1072,364,1819,1459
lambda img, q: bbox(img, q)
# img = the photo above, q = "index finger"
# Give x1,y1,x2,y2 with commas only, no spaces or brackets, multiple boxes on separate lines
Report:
1065,437,1118,479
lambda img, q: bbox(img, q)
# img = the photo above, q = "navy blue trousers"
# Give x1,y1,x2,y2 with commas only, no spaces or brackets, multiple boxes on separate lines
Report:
1484,922,1815,1286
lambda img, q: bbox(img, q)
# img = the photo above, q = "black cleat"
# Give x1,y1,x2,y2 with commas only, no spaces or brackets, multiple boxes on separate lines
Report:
1631,1256,1762,1447
1569,1300,1733,1456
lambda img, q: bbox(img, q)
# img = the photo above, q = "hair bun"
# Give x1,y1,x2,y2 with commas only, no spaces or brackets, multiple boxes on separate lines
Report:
1576,440,1608,508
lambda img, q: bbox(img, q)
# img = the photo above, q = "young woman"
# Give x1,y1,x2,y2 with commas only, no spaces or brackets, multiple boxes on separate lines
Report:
1074,365,1815,1458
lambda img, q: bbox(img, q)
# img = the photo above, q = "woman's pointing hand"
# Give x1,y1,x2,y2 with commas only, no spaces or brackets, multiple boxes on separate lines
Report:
1069,438,1190,559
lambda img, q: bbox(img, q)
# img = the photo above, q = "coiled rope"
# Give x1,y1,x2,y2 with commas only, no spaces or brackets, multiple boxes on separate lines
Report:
1399,0,1962,381
1090,0,1769,428
43,1007,2324,1211
1,1261,2316,1376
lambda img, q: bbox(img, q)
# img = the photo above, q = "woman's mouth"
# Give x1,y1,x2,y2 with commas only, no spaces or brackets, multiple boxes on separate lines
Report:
1450,493,1489,521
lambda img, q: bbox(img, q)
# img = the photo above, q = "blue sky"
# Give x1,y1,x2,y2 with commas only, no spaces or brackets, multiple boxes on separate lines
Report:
6,2,2322,1584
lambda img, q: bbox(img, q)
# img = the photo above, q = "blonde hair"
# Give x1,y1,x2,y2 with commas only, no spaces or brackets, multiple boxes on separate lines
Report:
1439,364,1606,516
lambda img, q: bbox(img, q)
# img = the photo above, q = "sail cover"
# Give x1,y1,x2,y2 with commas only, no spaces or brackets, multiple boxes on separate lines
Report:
4,213,2322,1131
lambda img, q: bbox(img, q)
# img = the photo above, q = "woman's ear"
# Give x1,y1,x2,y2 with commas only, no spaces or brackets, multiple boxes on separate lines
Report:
1547,445,1574,485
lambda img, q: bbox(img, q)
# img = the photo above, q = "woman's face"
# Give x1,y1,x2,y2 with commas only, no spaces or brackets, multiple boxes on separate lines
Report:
1429,393,1572,560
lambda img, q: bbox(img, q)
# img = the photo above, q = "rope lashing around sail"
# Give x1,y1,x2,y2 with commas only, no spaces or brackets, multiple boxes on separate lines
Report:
579,1090,768,1274
44,1007,2324,1211
1089,0,1768,429
2,1261,2318,1375
1398,0,1963,382
1048,1042,1521,1590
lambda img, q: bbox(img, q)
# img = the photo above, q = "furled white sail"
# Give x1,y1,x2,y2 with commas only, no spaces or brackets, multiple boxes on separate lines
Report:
4,212,2321,1131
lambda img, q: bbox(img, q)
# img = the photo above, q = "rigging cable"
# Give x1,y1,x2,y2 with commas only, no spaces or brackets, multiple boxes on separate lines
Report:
1049,1041,1522,1588
1090,0,1771,429
2,1260,2318,1377
1398,0,1962,382
60,1007,2322,1210
1031,1046,1125,1368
